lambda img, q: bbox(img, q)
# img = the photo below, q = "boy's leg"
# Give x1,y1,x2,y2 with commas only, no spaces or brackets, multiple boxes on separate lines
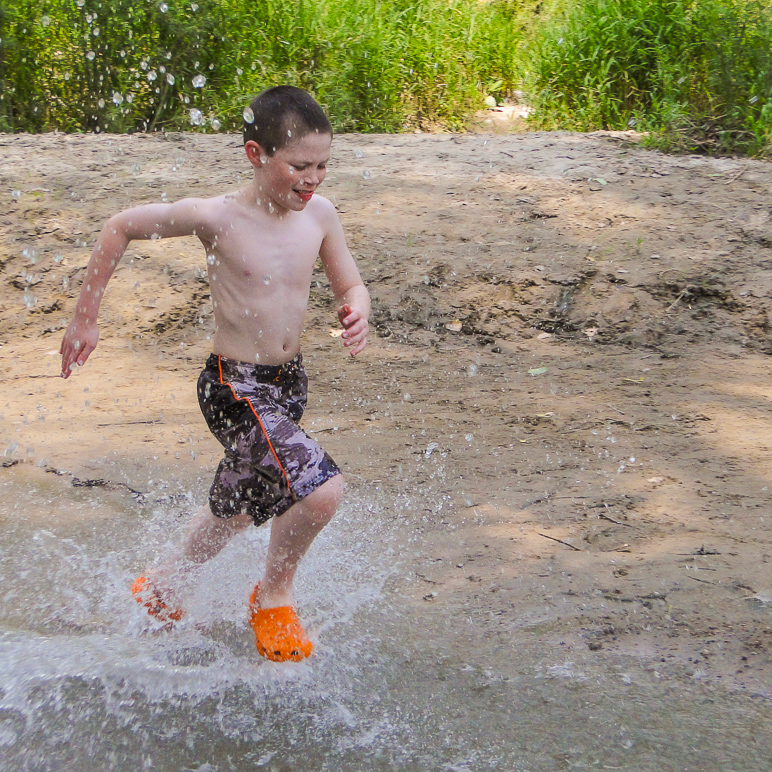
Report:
259,474,345,609
248,474,344,661
134,505,252,621
182,504,254,564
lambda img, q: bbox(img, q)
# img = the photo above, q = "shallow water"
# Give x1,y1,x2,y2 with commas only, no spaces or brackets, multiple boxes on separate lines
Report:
1,465,770,772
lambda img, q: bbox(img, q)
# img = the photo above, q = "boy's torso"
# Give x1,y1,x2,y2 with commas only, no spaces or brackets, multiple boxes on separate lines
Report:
196,192,329,365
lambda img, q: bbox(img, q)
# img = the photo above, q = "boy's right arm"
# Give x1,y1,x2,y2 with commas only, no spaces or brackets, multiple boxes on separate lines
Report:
60,199,208,378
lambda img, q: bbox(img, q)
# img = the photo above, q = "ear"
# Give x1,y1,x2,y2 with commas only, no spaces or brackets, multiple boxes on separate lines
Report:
244,140,269,168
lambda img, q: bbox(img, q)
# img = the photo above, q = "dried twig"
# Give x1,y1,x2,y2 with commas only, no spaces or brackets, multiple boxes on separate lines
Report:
666,289,689,313
686,575,717,586
724,164,748,185
538,532,582,551
598,506,633,527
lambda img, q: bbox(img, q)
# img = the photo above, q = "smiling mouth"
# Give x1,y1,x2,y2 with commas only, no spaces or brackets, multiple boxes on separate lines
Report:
295,189,314,202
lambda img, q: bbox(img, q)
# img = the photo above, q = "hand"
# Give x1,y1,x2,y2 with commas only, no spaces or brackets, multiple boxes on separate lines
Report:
60,317,99,378
337,303,369,357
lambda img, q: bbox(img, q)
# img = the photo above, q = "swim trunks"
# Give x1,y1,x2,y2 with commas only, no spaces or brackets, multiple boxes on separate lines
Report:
197,353,341,525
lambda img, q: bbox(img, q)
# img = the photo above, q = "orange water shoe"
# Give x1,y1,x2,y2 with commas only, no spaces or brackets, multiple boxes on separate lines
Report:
248,584,313,662
131,575,185,624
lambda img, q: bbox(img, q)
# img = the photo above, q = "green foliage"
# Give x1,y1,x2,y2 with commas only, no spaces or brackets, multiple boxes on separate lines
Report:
523,0,772,156
0,0,523,133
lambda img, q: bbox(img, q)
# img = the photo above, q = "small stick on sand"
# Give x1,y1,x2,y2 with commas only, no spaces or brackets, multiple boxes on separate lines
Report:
538,532,582,551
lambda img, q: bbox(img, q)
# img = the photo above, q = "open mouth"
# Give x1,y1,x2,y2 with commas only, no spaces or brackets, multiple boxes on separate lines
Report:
295,189,314,202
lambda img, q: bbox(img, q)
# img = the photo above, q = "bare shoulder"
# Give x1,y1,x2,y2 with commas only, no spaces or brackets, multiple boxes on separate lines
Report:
307,193,341,231
168,193,235,237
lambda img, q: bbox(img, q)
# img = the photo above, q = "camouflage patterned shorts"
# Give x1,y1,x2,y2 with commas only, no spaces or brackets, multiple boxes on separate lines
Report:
197,353,341,525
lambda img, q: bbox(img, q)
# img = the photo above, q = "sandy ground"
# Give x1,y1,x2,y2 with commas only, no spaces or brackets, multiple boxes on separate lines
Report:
2,127,772,701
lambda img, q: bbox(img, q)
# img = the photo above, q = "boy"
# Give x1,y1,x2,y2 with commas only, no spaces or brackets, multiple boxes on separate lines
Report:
59,86,370,662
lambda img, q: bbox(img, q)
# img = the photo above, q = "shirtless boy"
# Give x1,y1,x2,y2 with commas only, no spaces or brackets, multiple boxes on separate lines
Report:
59,86,370,662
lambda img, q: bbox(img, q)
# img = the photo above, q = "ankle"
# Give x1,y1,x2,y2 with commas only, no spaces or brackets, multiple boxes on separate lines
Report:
257,582,294,609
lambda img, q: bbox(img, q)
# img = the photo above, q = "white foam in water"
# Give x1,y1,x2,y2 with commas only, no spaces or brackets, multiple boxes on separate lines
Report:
0,477,414,769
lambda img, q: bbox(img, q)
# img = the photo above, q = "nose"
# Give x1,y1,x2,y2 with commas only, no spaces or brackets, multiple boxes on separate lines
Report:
302,167,325,187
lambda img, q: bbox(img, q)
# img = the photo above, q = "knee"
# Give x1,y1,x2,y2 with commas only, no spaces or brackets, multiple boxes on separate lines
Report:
309,474,345,522
327,473,346,508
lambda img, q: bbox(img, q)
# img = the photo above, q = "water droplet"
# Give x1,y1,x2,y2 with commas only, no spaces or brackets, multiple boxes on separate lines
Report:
243,107,254,124
159,2,168,12
191,2,198,9
749,95,759,104
206,254,216,265
77,0,84,6
11,190,21,201
132,163,141,173
362,169,371,180
465,433,474,442
355,149,363,158
287,129,292,137
236,68,243,75
93,27,100,36
112,91,123,105
54,253,64,264
189,108,203,126
86,50,95,60
98,98,105,108
41,15,51,26
467,363,479,377
23,291,37,308
147,70,157,82
161,192,168,202
166,73,175,85
262,274,271,285
403,393,411,401
211,118,221,131
192,74,206,87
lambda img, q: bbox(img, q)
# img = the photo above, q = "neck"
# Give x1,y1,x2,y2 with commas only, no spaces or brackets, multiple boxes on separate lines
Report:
239,176,289,217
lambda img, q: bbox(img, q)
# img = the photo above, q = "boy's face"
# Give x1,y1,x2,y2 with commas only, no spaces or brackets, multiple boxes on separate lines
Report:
246,132,332,213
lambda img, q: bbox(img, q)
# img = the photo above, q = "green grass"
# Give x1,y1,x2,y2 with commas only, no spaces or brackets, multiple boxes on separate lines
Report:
3,0,772,156
522,0,772,156
0,0,523,134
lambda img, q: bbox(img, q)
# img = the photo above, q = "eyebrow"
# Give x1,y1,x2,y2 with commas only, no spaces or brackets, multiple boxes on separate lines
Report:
289,157,330,166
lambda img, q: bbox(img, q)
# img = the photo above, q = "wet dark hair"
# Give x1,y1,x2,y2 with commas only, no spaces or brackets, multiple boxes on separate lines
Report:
242,86,332,156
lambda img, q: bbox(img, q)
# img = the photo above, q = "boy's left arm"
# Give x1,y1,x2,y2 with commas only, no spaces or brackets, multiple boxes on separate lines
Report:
318,201,370,357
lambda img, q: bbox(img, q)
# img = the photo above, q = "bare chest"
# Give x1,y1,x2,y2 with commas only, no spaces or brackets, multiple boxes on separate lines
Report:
204,209,323,287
